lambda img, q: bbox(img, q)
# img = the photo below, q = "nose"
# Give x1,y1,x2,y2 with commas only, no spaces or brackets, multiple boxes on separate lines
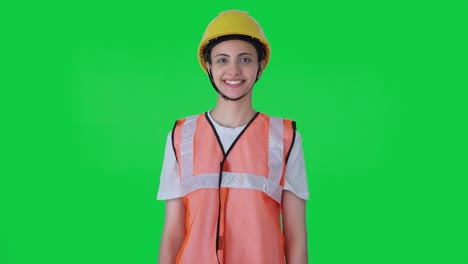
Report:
227,61,242,75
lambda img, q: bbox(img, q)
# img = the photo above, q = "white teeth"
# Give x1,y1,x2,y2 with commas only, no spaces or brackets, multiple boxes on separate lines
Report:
225,80,242,85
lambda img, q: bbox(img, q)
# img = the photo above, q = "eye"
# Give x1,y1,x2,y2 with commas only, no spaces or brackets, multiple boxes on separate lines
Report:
240,57,252,63
216,58,228,64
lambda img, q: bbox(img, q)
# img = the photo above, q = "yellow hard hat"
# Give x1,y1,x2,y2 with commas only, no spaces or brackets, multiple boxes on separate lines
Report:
198,10,270,73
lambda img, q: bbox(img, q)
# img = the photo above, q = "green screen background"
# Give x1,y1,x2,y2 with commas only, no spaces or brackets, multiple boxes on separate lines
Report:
1,0,467,263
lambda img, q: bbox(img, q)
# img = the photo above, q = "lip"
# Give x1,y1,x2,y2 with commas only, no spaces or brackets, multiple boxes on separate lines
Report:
223,79,245,88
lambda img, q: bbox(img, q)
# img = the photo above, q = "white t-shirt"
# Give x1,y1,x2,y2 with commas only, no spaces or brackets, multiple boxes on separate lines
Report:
157,112,309,200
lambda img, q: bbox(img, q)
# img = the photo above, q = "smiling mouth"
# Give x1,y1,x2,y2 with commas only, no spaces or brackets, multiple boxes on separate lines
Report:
223,80,244,85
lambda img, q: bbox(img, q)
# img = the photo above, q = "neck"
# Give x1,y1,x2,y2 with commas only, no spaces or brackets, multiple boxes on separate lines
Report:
210,96,256,128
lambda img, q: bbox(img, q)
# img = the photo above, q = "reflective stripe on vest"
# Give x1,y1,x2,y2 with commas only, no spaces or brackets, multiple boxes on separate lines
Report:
172,112,295,264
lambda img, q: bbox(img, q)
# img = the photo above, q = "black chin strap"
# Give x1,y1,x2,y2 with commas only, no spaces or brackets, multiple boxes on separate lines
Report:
207,63,262,101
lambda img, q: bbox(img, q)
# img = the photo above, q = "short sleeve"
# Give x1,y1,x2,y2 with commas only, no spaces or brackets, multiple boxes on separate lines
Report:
156,132,184,200
283,131,310,200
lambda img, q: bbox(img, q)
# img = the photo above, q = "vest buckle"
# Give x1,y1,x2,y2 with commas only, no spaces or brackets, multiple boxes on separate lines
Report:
218,236,225,250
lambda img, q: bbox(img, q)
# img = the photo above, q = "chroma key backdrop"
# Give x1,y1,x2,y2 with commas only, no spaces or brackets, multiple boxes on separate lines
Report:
1,0,467,263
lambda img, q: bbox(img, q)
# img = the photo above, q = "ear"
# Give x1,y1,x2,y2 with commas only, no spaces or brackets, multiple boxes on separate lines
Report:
257,60,266,78
205,61,211,71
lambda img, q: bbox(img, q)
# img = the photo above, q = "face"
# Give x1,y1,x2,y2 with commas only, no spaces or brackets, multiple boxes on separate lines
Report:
207,40,264,100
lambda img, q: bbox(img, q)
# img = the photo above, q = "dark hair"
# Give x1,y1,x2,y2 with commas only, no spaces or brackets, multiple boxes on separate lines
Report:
202,34,266,64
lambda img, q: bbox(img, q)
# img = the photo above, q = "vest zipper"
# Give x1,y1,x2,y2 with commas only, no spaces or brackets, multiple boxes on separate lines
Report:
205,112,260,264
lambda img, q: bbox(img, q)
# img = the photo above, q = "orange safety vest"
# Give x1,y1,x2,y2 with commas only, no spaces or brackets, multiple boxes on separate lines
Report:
172,112,296,264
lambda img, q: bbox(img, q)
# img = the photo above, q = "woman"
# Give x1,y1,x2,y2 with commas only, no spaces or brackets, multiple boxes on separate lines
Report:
157,10,309,264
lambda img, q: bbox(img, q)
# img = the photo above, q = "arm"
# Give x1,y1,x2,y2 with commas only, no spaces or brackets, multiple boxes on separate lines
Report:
282,190,308,264
158,198,186,264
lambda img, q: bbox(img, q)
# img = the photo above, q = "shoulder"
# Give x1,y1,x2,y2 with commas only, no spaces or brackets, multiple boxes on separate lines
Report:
171,113,208,145
174,113,205,124
260,112,295,122
171,112,207,131
259,113,297,131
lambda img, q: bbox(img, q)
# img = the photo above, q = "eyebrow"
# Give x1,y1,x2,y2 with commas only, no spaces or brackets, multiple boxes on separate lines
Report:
214,52,254,58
